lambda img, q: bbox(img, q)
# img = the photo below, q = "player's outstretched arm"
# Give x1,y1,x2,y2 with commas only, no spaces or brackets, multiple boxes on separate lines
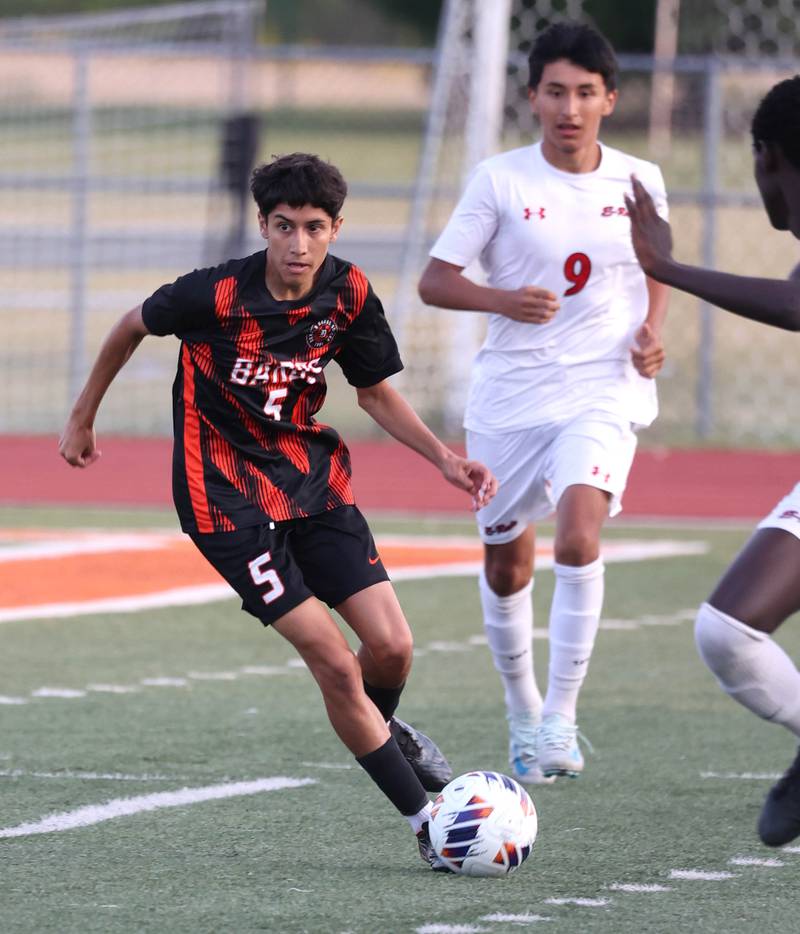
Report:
418,258,559,324
59,306,150,468
625,175,800,332
355,380,497,511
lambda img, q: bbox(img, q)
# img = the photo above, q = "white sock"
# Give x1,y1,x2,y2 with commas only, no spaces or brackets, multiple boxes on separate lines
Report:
406,799,433,834
695,602,800,737
542,557,605,723
478,570,543,718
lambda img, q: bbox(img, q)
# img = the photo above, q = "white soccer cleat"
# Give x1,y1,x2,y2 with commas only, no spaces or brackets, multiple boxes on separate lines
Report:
507,711,556,786
535,713,585,778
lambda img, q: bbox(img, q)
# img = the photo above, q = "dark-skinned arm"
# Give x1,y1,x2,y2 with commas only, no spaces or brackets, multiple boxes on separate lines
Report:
625,175,800,332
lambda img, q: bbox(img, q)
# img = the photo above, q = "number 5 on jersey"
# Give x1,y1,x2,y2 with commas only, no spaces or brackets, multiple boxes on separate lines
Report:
263,387,287,420
564,252,591,296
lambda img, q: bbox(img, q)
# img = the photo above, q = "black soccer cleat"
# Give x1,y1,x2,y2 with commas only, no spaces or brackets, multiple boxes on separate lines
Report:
416,821,450,872
758,745,800,847
390,716,453,792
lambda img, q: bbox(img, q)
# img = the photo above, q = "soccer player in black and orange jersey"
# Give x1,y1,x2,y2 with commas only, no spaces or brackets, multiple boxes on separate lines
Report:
59,152,497,870
625,77,800,848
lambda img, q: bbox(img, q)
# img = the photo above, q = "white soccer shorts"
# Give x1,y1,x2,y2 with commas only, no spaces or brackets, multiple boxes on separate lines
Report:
467,412,638,545
757,482,800,540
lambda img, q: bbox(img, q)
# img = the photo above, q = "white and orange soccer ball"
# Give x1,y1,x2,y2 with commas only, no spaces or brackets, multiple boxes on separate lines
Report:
428,770,538,877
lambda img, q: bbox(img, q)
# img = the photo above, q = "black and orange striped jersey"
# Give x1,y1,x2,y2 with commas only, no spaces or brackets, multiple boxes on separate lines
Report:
142,250,403,533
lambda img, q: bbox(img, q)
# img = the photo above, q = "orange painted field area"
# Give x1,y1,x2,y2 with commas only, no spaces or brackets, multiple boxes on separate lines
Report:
0,528,706,625
0,531,486,610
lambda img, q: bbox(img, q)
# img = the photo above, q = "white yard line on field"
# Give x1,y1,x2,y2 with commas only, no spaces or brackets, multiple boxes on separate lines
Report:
608,883,672,893
0,583,236,624
0,776,316,838
701,771,782,780
669,869,737,881
0,532,179,562
0,769,190,781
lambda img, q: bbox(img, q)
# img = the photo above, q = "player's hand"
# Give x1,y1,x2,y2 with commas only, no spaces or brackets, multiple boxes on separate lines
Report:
498,286,559,324
624,175,673,278
58,421,101,468
631,322,665,378
440,453,498,511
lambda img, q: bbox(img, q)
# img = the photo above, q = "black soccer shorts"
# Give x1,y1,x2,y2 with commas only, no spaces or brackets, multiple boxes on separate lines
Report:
189,505,389,626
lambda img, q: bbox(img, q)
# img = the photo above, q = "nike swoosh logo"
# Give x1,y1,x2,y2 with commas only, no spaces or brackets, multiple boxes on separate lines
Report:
368,555,380,565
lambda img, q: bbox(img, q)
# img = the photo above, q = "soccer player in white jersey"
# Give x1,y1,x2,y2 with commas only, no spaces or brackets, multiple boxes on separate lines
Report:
626,75,800,847
418,22,669,783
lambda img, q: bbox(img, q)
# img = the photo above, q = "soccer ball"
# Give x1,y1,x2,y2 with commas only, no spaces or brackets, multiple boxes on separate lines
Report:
428,770,538,877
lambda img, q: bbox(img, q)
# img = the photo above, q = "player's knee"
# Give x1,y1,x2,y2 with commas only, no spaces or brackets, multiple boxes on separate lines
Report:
368,629,413,677
313,650,363,703
484,559,531,597
553,528,599,566
694,601,764,682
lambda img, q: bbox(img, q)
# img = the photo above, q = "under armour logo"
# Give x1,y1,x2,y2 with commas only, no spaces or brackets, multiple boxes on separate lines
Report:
523,206,546,220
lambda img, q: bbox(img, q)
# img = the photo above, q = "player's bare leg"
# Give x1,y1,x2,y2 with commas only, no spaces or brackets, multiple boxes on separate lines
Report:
484,525,536,596
273,596,437,863
481,528,552,784
272,597,389,754
338,582,453,792
694,528,800,845
537,484,609,778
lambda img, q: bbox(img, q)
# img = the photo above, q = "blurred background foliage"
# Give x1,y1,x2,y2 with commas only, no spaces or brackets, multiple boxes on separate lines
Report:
1,0,722,53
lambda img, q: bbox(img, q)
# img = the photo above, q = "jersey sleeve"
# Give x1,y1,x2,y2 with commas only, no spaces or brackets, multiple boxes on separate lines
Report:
335,284,403,388
141,267,216,337
428,162,499,268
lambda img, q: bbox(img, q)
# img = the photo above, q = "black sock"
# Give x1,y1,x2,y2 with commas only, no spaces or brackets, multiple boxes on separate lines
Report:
356,737,429,816
362,680,404,722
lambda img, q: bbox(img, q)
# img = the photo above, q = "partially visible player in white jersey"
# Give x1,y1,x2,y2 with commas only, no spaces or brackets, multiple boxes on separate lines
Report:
418,22,669,784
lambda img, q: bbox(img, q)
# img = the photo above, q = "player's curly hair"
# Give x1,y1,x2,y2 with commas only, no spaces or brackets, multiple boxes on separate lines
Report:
528,21,617,92
751,76,800,171
250,153,347,220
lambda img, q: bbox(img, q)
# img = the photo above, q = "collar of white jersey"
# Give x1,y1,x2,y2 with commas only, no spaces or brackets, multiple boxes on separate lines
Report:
533,140,609,182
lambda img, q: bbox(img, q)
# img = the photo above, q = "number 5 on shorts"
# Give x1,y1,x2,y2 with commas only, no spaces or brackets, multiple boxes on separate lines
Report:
248,550,286,605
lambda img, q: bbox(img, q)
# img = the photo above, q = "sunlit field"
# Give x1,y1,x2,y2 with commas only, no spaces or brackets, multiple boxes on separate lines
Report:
2,505,799,934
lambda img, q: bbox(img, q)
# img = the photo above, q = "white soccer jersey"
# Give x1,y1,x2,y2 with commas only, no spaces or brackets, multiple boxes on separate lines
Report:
429,142,668,434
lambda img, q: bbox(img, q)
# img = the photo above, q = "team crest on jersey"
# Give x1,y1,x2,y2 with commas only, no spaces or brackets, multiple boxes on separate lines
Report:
306,317,337,349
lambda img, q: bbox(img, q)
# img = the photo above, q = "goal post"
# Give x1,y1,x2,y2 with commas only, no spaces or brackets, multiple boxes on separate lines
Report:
390,0,584,434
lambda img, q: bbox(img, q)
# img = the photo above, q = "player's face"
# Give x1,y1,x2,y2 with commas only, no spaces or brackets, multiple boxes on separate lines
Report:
528,59,617,170
260,203,343,299
753,140,791,231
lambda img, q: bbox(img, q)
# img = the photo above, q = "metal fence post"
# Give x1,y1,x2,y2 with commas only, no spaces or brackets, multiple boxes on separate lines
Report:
696,57,721,440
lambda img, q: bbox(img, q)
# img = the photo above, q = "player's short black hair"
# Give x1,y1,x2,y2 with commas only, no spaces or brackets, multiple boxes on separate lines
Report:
250,153,347,220
528,22,618,92
751,76,800,171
